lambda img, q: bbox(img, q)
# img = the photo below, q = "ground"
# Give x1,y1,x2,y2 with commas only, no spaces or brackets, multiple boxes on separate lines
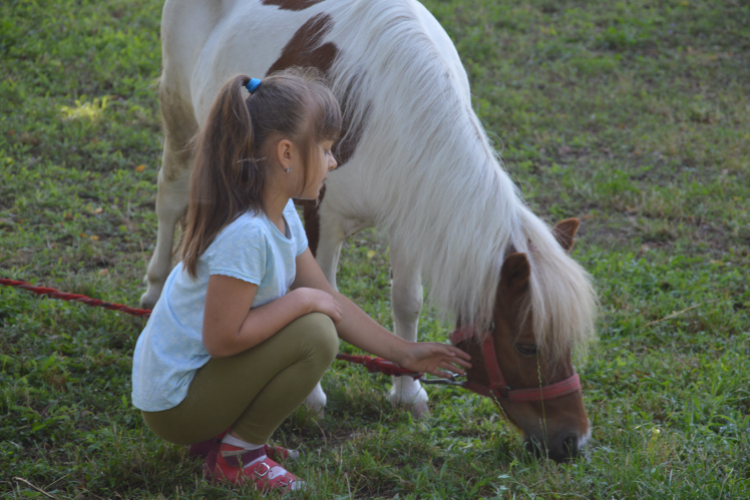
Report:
1,0,748,498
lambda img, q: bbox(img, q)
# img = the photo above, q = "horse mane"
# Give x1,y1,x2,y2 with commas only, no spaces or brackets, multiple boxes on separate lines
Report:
323,0,596,362
517,208,598,362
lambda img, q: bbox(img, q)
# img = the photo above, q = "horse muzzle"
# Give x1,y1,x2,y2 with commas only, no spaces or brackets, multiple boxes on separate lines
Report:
523,427,590,463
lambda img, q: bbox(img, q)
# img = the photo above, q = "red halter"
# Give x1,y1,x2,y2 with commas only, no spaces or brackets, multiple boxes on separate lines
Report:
449,325,581,402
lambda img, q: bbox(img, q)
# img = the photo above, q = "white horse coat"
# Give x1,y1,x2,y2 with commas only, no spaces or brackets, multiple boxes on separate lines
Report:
144,0,596,418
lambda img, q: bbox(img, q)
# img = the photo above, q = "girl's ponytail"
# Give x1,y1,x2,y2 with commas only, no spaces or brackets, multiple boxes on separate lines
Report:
182,75,265,277
181,69,342,278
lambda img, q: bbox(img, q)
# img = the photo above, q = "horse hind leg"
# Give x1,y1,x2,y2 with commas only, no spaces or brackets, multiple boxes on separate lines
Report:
388,243,429,418
140,83,197,309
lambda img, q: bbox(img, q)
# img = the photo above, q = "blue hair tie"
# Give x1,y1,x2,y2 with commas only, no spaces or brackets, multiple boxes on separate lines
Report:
246,78,262,94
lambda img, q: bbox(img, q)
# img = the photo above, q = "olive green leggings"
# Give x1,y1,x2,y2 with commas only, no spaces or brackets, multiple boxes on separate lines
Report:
142,313,338,445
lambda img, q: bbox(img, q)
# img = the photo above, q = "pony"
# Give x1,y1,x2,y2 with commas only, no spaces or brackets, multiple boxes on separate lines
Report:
141,0,597,461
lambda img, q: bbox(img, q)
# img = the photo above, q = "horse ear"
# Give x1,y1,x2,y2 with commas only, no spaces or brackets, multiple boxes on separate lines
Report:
500,252,531,296
552,218,580,253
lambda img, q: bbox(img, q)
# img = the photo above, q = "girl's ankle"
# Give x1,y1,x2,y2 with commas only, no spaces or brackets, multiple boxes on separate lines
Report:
219,443,266,466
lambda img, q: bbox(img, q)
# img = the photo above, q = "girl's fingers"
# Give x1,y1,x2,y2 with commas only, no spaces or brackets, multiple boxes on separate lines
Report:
449,356,472,369
402,343,472,375
436,345,472,367
448,346,472,361
427,343,471,359
438,361,465,375
331,308,342,324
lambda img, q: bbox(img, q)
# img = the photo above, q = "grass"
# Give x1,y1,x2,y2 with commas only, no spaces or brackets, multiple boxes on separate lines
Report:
1,0,749,498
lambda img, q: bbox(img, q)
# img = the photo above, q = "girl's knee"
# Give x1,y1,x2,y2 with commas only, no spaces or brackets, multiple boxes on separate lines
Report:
298,312,339,363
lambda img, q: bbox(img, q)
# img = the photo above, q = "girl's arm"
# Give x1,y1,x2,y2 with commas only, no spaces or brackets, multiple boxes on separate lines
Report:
291,249,471,377
202,274,342,358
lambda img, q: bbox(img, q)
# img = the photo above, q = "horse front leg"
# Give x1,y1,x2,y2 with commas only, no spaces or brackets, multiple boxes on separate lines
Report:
388,243,428,418
304,208,346,417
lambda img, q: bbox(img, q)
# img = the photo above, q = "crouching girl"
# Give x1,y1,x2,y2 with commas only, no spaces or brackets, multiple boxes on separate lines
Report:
131,68,470,492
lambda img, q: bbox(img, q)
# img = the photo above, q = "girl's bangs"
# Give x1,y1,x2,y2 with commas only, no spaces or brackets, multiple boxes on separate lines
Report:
310,86,343,142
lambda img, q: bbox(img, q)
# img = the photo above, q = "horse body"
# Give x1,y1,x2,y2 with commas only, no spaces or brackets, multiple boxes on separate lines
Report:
144,0,597,460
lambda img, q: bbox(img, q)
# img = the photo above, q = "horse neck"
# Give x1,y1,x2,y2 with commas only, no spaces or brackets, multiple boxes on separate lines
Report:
326,0,549,329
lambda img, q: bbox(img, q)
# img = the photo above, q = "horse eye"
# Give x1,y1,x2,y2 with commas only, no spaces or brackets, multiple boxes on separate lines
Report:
515,344,538,356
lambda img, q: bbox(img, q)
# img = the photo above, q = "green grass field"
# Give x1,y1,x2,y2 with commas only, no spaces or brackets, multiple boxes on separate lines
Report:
1,0,748,498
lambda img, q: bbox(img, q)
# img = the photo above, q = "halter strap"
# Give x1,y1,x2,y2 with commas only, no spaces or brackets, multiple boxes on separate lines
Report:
449,326,581,402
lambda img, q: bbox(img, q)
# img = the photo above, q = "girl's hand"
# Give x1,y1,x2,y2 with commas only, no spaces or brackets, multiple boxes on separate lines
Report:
399,342,472,378
296,287,343,324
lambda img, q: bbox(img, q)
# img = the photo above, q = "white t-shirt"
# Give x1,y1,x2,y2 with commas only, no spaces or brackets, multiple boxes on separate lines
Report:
131,200,308,412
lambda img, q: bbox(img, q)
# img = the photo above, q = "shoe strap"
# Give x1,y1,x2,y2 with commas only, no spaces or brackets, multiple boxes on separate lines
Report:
264,465,299,489
221,450,266,469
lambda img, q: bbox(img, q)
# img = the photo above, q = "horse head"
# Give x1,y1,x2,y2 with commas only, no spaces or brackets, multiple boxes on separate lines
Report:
453,219,591,462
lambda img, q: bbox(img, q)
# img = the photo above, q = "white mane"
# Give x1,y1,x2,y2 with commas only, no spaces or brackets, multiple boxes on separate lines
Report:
323,0,596,360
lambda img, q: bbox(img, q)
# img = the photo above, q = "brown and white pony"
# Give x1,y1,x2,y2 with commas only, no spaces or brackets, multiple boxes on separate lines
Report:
141,0,597,461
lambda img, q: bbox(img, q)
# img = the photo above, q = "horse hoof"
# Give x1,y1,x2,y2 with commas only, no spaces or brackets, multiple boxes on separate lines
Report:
304,382,327,419
408,398,430,419
389,378,429,418
139,275,164,309
139,288,160,310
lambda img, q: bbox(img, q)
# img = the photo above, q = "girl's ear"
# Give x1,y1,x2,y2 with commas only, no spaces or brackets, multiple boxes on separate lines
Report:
276,138,295,172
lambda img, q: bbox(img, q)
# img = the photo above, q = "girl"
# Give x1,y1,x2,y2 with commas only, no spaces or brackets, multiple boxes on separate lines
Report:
131,68,471,492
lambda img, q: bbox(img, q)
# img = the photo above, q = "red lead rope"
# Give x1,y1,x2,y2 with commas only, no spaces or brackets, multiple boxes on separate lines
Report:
0,278,152,317
0,278,421,378
334,353,422,379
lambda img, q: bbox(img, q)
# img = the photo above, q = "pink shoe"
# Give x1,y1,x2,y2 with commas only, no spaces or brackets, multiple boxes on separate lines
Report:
187,430,228,478
207,443,304,491
190,430,300,480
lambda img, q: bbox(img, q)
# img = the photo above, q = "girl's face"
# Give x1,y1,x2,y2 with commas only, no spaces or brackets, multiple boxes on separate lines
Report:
298,139,337,200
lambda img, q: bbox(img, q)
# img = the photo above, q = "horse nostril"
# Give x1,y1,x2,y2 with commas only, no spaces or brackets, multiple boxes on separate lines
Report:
524,434,582,462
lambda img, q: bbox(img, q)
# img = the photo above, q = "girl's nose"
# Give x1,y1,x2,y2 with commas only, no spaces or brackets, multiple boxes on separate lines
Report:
329,157,338,171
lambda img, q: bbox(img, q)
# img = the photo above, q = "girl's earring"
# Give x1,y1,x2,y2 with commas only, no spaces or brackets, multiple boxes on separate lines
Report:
283,166,292,173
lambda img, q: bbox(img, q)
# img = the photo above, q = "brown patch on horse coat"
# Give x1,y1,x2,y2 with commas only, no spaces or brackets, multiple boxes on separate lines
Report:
267,13,338,76
333,78,371,166
296,186,325,256
262,0,325,11
270,13,370,252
